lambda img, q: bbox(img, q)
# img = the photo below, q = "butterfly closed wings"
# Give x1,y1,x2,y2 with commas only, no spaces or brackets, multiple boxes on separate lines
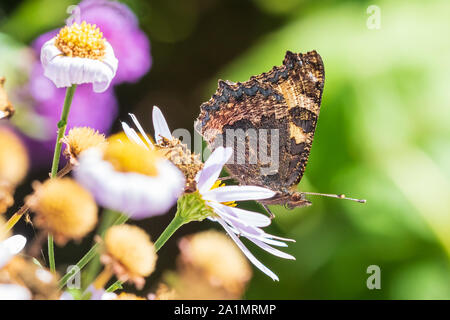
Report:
195,51,325,209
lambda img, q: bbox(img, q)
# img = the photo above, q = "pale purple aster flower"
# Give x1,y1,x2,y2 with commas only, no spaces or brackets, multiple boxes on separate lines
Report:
195,147,295,281
0,235,27,269
74,146,185,220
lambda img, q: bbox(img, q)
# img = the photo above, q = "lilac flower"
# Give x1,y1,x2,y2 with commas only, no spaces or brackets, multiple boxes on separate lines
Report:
195,147,295,281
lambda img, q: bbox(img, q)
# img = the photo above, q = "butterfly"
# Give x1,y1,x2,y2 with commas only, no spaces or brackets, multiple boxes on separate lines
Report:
195,51,365,212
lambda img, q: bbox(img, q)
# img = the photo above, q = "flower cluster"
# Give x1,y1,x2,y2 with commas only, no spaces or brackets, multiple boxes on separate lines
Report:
0,3,301,301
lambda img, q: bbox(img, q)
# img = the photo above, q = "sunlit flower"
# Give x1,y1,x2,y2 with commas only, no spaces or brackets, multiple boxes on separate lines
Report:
0,235,26,269
192,147,295,281
122,106,203,191
41,21,118,93
178,230,252,296
74,138,185,219
26,178,98,245
99,224,157,289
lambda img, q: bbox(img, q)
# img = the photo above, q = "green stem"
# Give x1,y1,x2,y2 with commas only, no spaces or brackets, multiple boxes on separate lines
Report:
58,243,100,290
48,84,77,273
154,213,186,252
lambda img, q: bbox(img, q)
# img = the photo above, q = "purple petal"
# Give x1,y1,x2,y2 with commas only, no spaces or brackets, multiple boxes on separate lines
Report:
196,147,233,193
152,106,172,143
216,204,271,227
202,185,276,202
216,218,279,281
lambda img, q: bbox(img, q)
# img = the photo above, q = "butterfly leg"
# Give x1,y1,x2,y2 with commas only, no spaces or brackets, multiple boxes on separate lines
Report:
262,204,275,219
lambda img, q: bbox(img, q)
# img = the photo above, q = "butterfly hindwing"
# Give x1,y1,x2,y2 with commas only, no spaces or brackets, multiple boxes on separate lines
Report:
195,51,325,199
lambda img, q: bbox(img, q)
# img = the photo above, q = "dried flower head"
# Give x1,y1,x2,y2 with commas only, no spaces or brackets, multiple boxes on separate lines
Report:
26,178,98,245
75,139,184,219
179,230,252,296
0,77,14,120
41,21,118,92
102,224,157,289
0,127,29,187
63,127,107,164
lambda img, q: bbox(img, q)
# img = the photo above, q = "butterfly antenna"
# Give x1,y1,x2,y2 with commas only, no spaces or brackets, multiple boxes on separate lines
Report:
302,192,366,203
262,204,275,219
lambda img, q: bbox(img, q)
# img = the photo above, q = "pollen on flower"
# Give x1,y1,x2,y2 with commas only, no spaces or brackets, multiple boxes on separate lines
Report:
103,139,160,176
55,21,106,60
63,127,107,160
26,178,98,245
178,230,252,296
103,224,157,286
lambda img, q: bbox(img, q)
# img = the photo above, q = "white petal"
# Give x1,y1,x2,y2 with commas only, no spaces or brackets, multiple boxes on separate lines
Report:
128,113,154,148
208,202,287,247
2,235,26,255
216,204,271,227
152,106,172,143
202,185,276,202
216,218,279,281
121,122,148,148
0,284,31,300
196,147,233,193
74,148,185,219
247,238,295,260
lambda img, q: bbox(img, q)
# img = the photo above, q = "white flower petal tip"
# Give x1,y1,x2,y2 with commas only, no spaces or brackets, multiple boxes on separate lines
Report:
41,38,118,93
2,235,27,255
74,148,185,219
152,106,172,143
202,185,276,203
0,284,32,300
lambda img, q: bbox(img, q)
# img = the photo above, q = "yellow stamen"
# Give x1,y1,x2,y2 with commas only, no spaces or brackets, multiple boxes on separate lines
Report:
103,139,160,176
55,21,106,60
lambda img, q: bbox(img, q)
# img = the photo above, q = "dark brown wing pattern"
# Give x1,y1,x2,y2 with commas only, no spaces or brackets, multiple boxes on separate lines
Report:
195,51,325,206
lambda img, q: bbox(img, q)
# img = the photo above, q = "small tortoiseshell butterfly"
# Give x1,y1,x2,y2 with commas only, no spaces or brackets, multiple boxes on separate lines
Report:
196,51,365,211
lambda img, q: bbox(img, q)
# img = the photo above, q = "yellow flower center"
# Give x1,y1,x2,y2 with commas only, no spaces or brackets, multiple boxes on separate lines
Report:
103,139,160,176
210,180,236,207
55,21,106,60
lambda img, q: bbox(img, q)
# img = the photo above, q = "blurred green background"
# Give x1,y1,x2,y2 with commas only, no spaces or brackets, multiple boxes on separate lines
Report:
1,0,449,299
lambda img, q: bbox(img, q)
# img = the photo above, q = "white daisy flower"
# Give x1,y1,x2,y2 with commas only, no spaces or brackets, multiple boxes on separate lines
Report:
0,235,27,269
41,21,118,93
195,147,295,281
74,138,185,220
